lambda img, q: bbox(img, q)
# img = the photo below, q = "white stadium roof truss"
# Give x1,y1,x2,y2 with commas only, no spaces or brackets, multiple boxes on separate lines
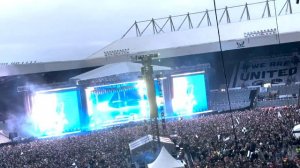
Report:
1,0,300,77
121,0,294,38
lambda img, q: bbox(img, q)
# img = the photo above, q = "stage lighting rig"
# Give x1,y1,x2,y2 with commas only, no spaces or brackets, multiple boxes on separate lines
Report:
132,53,161,147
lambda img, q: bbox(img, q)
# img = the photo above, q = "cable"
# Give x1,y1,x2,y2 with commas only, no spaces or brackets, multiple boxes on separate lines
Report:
212,0,232,111
212,0,238,148
273,0,281,44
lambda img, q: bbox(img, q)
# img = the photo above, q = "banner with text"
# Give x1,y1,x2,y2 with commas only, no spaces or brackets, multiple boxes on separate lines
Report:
231,55,300,87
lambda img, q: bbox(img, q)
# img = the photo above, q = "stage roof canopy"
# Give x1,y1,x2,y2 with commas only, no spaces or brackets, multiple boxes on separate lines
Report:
70,61,171,81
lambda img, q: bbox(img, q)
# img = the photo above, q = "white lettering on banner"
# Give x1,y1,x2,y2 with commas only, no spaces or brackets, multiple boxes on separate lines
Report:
232,56,300,87
240,67,297,81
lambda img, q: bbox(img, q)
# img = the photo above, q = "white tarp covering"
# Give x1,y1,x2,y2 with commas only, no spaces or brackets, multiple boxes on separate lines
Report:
147,146,184,168
0,130,11,144
70,62,171,81
293,124,300,138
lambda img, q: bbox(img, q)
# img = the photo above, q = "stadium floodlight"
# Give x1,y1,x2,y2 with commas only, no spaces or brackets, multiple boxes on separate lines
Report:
131,53,159,62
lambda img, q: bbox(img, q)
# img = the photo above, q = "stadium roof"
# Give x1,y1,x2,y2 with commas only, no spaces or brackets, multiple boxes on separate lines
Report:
88,14,300,60
0,1,300,77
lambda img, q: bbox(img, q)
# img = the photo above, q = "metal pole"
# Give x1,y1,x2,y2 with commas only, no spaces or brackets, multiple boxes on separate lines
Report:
212,0,238,149
141,56,161,147
273,0,281,44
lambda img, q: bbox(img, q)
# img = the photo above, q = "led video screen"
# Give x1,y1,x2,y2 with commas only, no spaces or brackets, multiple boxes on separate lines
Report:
30,89,81,137
85,81,163,129
172,73,208,115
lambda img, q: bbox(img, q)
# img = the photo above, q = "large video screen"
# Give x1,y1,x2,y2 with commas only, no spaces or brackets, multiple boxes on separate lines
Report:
30,89,81,137
85,81,163,130
172,73,208,116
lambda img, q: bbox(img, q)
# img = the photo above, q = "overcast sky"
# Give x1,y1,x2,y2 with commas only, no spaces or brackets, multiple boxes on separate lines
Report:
0,0,297,63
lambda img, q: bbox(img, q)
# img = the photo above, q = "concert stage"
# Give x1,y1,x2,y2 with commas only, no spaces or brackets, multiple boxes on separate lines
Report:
23,62,210,137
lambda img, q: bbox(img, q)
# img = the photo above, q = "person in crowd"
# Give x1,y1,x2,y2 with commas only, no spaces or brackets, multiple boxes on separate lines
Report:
0,106,300,167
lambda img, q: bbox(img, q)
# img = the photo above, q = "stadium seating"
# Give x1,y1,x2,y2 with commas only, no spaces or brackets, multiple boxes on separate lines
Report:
255,84,300,107
256,98,298,107
209,89,252,111
269,84,300,95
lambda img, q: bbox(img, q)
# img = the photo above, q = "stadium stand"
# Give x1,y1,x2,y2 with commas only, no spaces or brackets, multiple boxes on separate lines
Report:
269,84,300,96
254,83,300,107
256,98,298,107
209,89,253,111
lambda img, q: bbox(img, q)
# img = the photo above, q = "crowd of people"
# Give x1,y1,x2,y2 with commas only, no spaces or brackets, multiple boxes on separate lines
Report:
0,106,300,167
166,106,300,167
0,126,146,168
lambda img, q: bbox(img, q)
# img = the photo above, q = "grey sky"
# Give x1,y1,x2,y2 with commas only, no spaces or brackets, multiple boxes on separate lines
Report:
0,0,297,63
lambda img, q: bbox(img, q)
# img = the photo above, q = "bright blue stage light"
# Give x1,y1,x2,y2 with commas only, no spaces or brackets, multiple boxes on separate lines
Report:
30,89,81,137
172,74,208,115
85,81,162,130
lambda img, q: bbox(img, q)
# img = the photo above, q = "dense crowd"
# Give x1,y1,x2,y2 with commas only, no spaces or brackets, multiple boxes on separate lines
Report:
0,126,146,168
166,106,300,167
0,106,300,167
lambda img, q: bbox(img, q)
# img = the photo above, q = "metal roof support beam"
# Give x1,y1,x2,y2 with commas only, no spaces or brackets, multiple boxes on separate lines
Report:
122,0,296,38
187,13,193,29
262,0,271,18
240,3,251,21
279,0,293,15
287,0,292,14
206,10,212,26
169,16,176,32
197,11,207,28
219,6,231,23
225,6,231,23
177,14,188,31
121,23,135,38
157,18,170,33
154,21,164,34
140,20,152,36
151,19,158,35
135,21,141,37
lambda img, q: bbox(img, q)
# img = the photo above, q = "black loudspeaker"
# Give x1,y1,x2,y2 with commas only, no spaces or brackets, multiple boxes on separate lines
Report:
297,0,299,4
9,132,18,139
